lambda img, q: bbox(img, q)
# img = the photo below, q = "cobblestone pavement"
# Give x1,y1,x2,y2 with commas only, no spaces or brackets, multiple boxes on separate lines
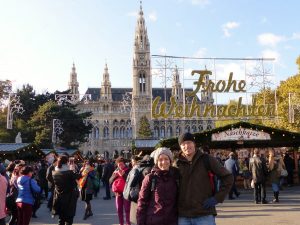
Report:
27,185,299,225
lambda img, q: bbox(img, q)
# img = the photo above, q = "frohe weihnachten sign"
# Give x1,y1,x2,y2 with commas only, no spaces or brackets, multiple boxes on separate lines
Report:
152,69,275,119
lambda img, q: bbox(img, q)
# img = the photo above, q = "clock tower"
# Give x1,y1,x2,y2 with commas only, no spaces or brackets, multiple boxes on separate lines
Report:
132,2,152,138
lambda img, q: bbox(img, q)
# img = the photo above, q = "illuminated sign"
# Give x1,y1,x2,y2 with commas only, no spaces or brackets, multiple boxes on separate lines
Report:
211,128,271,141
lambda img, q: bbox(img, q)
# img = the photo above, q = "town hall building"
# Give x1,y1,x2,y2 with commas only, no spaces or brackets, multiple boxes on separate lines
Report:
67,3,215,156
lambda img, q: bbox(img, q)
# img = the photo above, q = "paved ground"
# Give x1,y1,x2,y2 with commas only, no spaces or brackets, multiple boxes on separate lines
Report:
27,185,300,225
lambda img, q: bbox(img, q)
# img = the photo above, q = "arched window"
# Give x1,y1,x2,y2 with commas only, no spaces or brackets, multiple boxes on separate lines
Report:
139,72,146,93
95,127,100,139
199,125,203,131
192,125,197,133
154,126,159,138
207,125,212,130
185,125,190,133
113,119,118,126
103,127,109,139
113,127,119,138
167,126,173,137
160,126,165,138
176,126,181,136
120,126,126,139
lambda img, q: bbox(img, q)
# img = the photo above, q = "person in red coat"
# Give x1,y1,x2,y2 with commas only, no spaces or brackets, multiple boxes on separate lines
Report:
137,147,178,225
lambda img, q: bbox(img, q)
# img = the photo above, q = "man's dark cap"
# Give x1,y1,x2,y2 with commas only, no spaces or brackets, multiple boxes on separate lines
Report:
178,132,195,145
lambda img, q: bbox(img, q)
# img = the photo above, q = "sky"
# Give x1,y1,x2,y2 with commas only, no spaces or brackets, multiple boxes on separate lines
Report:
1,0,300,102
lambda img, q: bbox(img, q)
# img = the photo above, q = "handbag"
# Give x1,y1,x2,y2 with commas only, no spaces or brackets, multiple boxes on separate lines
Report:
6,182,18,211
280,169,288,177
6,194,16,211
29,179,42,209
112,177,126,193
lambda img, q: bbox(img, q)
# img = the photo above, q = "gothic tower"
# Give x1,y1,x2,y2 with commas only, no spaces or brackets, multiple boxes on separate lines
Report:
100,63,112,115
68,63,79,95
100,63,112,101
132,2,152,138
172,65,183,102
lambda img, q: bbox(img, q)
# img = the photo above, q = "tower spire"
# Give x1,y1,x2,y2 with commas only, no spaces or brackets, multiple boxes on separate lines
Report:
132,2,152,138
101,63,112,100
172,65,183,101
68,62,79,95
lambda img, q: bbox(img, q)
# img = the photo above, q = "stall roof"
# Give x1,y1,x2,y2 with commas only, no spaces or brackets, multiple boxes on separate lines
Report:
135,140,160,148
0,143,31,153
41,149,80,156
158,122,300,150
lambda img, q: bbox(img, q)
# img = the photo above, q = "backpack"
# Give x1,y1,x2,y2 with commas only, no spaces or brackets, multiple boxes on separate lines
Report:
29,179,42,210
6,181,18,211
123,167,146,202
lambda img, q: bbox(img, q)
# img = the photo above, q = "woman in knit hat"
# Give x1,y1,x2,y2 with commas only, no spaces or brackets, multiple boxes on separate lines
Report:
137,147,179,225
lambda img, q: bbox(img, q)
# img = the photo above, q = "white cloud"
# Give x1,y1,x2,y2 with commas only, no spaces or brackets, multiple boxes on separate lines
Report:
261,49,280,62
291,32,300,40
148,11,157,22
257,33,285,47
191,0,210,6
216,62,245,80
222,22,240,38
158,47,167,54
193,48,207,58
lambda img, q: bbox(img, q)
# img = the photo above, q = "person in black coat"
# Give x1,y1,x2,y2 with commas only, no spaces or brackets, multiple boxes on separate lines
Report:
101,159,114,200
284,153,295,186
52,155,81,225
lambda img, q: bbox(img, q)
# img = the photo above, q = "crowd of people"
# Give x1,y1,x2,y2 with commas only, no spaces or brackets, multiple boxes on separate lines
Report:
0,132,299,225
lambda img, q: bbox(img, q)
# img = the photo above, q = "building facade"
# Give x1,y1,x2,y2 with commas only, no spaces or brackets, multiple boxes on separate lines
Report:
68,4,215,156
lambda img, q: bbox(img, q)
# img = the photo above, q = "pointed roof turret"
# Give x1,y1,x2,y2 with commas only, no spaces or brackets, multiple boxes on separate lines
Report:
134,0,149,51
68,62,79,94
172,65,183,101
103,63,109,81
101,63,112,100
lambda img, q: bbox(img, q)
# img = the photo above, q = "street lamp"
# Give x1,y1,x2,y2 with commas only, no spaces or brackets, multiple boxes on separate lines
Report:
7,93,24,129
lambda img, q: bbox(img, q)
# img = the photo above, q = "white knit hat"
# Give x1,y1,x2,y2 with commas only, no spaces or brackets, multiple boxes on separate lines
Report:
153,147,173,165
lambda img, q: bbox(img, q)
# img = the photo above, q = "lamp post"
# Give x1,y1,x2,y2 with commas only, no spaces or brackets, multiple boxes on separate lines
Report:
7,93,24,129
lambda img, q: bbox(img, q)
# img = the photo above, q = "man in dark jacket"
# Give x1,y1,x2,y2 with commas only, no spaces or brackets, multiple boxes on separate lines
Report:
101,159,114,200
283,153,295,187
174,132,233,225
249,148,268,204
224,152,240,199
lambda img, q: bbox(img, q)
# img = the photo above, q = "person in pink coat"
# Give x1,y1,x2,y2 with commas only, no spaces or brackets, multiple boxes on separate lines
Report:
0,173,8,225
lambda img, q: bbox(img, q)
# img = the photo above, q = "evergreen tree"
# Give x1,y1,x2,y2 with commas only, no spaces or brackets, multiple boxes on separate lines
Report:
29,100,92,148
137,115,152,138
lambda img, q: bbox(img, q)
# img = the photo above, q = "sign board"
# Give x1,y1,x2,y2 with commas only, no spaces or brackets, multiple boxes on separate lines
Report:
211,128,271,141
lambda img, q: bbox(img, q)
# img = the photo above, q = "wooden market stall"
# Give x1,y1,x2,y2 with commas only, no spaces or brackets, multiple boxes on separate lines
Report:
0,143,45,161
158,121,300,183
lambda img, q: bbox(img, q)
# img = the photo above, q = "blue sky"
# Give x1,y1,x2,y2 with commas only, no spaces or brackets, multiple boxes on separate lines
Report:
1,0,300,101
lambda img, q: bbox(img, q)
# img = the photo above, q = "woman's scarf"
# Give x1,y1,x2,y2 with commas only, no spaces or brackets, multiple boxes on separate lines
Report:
79,165,94,188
